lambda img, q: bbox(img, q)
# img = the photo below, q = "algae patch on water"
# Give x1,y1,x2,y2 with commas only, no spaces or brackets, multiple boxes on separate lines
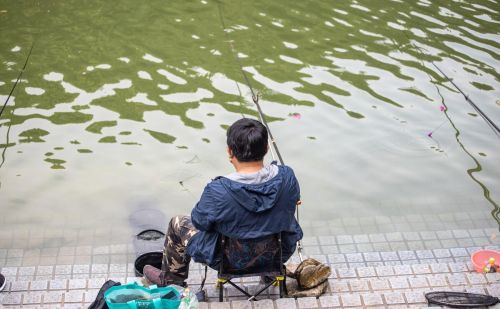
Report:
99,136,117,143
77,149,93,153
86,121,118,134
144,129,176,144
19,128,49,143
470,82,494,91
44,158,66,169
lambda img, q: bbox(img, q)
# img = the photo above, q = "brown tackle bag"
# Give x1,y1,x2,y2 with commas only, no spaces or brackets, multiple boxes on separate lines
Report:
285,258,332,297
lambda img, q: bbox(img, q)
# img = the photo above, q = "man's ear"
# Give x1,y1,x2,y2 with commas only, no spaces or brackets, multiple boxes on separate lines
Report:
227,147,234,158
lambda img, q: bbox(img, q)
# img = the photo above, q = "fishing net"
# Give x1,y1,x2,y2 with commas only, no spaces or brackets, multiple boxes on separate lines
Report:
425,291,499,308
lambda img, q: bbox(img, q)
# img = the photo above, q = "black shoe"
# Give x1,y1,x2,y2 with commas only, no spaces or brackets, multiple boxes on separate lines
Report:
0,273,6,291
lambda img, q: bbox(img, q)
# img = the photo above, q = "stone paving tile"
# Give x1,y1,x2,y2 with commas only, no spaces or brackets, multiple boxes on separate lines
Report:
361,293,384,306
275,298,297,309
340,293,362,307
23,291,43,305
404,291,426,303
253,299,274,309
43,290,64,303
29,280,48,291
230,300,253,309
389,277,409,289
384,292,406,305
2,292,23,305
319,295,340,308
408,276,428,288
349,279,370,292
376,265,395,276
49,279,68,290
297,296,319,309
356,267,376,278
393,265,412,275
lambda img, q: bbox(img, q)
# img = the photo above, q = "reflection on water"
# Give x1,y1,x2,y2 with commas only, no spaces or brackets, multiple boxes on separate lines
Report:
0,0,499,245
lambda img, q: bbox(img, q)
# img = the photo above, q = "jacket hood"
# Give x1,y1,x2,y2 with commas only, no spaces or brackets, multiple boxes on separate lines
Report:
220,172,284,213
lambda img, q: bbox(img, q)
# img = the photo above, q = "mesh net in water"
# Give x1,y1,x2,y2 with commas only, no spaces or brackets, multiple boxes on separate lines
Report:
425,291,499,308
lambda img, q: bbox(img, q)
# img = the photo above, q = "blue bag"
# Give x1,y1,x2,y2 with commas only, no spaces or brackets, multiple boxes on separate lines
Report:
104,282,181,309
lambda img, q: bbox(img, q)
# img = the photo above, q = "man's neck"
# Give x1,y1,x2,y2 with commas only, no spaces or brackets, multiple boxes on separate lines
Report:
233,160,264,174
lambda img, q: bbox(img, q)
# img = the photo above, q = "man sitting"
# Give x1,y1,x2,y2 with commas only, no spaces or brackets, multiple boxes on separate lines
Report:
144,118,303,286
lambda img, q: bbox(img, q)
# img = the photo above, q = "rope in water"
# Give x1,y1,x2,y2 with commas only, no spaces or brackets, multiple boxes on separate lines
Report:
408,40,500,138
0,42,35,119
215,0,303,261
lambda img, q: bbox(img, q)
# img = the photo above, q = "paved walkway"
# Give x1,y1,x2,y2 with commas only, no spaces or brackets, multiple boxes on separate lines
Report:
1,226,500,308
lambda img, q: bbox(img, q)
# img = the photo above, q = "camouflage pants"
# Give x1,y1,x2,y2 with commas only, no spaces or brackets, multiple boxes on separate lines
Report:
160,215,199,285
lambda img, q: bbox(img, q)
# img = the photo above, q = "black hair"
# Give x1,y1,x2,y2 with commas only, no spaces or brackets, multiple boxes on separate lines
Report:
227,118,268,162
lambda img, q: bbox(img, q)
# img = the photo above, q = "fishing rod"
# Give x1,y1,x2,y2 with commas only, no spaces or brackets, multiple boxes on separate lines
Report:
215,0,304,261
408,40,500,138
0,42,35,119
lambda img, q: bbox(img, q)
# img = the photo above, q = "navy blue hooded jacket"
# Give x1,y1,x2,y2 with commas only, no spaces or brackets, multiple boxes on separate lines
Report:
186,164,303,268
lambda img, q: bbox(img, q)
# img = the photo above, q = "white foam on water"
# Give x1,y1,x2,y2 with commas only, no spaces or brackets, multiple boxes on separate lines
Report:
333,9,348,15
210,49,221,56
471,3,498,14
175,18,182,22
279,55,303,65
259,12,266,16
272,21,284,28
86,66,94,71
157,69,187,85
283,42,298,49
264,58,274,64
192,34,200,40
157,84,169,90
5,61,15,66
255,23,262,28
387,21,406,31
351,4,370,12
143,53,163,63
11,46,21,52
359,29,384,38
160,88,213,103
11,79,28,83
138,71,152,80
439,7,463,19
0,81,5,86
465,19,480,27
25,87,45,95
474,14,499,23
232,25,248,30
118,57,130,63
237,52,248,58
61,81,83,94
95,64,111,69
201,0,207,4
43,72,64,82
332,18,353,27
126,93,157,106
210,73,249,96
334,48,348,53
410,11,447,26
325,21,334,27
410,28,427,38
191,66,210,77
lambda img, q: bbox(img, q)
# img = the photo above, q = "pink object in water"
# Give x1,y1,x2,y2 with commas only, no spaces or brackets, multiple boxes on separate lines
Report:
427,132,433,137
440,105,447,112
471,249,500,273
289,112,301,120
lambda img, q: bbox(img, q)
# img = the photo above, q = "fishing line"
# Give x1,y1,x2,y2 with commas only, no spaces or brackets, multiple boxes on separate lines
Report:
408,39,500,138
1,41,35,170
400,36,500,225
215,0,303,260
0,41,35,119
